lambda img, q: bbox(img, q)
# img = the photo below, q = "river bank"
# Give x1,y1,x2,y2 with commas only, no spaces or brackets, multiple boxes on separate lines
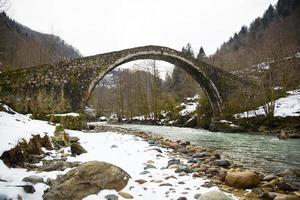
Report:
0,106,239,200
0,105,299,199
89,123,300,200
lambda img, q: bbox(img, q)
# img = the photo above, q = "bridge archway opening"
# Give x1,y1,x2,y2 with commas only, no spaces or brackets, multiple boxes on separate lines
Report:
85,50,223,120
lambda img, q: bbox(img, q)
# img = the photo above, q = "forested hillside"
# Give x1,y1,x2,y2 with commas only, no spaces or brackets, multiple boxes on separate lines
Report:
209,0,300,72
0,12,80,70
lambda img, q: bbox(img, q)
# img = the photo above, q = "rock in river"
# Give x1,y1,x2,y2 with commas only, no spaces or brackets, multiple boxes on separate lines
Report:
43,161,130,200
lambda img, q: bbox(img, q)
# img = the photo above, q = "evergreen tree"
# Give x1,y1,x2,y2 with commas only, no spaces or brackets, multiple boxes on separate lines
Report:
262,5,276,27
196,46,206,60
276,0,299,17
181,43,194,57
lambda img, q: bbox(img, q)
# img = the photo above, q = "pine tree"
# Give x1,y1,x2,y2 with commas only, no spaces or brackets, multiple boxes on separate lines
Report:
181,43,194,57
262,5,276,27
196,46,206,60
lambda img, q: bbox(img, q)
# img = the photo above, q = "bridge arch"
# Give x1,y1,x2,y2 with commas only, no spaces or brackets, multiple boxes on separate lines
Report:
84,46,223,118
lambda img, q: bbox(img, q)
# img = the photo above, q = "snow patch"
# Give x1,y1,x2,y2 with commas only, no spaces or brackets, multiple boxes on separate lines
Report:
235,89,300,118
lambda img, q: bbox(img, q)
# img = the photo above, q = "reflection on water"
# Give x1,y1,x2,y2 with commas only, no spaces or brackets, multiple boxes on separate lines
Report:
109,124,300,173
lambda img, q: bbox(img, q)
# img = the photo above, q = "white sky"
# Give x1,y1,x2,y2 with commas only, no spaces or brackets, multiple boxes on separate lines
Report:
7,0,277,57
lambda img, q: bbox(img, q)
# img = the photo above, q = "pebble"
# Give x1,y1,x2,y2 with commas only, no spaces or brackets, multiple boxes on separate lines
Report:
147,140,155,145
22,175,44,184
118,191,134,199
140,171,150,176
151,148,162,153
135,179,147,184
201,182,213,188
168,164,180,169
179,172,187,176
194,193,201,199
167,159,181,168
177,197,187,200
263,173,277,181
165,175,177,180
175,165,194,174
188,158,200,164
215,159,231,168
22,185,35,193
177,147,188,154
105,194,119,200
192,152,208,158
159,183,173,187
144,164,156,170
192,172,201,178
146,160,155,164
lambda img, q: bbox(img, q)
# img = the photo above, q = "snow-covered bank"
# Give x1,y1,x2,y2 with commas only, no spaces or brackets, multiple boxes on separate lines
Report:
236,89,300,118
0,106,237,199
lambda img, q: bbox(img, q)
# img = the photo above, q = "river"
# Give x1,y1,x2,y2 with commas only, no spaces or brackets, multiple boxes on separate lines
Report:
106,123,300,174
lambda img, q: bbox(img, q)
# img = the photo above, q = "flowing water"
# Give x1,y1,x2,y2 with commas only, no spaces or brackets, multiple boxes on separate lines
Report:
107,123,300,174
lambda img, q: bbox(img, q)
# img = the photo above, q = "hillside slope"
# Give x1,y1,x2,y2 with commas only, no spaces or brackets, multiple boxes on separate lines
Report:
209,0,300,72
0,12,81,70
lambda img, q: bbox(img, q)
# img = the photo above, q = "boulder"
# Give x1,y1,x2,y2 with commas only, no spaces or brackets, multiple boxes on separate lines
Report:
70,143,87,156
274,195,299,200
22,175,44,184
43,161,130,200
69,136,80,143
225,171,261,189
198,191,234,200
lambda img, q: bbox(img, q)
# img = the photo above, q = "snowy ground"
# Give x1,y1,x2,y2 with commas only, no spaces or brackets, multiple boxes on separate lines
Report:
0,106,237,200
236,89,300,118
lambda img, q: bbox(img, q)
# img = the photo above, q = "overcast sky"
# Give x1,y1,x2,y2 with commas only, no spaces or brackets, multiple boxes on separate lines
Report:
7,0,278,57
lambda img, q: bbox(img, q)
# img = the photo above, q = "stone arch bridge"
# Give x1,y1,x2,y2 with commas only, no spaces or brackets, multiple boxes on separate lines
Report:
0,45,253,119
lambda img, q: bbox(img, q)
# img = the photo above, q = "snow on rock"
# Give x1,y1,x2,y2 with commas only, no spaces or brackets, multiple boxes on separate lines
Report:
236,89,300,118
0,106,59,199
179,95,200,116
179,102,198,116
0,107,55,155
